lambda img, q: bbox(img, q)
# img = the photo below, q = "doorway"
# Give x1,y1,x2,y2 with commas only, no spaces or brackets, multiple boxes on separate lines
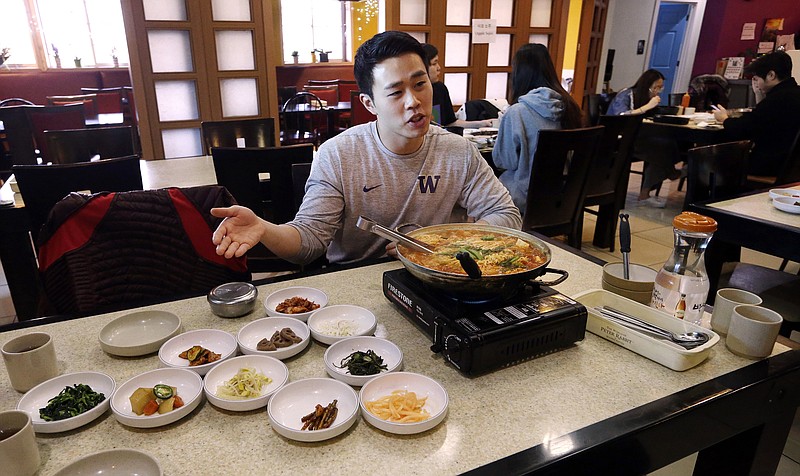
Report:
648,3,690,95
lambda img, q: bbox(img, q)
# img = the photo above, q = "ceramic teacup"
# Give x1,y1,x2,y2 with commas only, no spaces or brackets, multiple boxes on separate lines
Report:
0,410,40,476
725,305,783,359
710,288,763,335
2,332,58,392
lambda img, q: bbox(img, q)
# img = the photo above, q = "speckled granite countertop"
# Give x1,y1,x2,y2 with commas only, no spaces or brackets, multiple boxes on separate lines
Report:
1,248,789,475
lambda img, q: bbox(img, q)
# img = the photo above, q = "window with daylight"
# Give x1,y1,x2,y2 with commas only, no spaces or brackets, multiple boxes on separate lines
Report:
280,0,352,64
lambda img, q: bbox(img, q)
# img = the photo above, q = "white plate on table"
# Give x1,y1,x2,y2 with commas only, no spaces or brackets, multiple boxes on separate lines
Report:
111,368,203,429
203,354,289,412
99,310,182,357
237,317,310,360
17,372,115,433
53,449,162,476
267,378,359,442
773,196,800,214
263,286,328,322
158,329,237,376
359,372,449,435
307,305,377,345
769,188,800,200
324,336,403,387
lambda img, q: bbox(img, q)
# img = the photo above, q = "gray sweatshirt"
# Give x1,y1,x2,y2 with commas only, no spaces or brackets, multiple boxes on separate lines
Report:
286,122,521,264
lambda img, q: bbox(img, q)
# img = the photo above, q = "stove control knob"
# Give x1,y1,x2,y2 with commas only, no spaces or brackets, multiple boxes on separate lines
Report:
443,334,462,362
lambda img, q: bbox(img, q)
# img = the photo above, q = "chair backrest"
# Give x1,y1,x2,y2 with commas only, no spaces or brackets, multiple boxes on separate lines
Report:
281,92,325,145
0,98,35,107
44,126,135,164
291,162,313,212
46,94,98,116
586,93,616,126
81,87,137,125
211,144,314,224
522,126,604,236
278,86,297,106
36,185,250,315
12,155,144,243
26,103,87,163
0,105,38,168
303,85,338,106
585,114,643,203
684,140,752,208
350,90,374,126
200,117,276,154
774,128,800,186
336,80,359,103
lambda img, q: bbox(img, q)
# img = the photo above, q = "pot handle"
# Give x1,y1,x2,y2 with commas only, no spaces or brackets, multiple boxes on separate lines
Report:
533,268,568,286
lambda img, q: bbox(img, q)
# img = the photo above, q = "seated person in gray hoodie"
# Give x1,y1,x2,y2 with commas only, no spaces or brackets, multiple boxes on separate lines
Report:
491,43,584,215
211,31,521,266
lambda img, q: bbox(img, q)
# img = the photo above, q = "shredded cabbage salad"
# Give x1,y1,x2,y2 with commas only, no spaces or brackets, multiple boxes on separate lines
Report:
318,319,356,337
216,367,272,400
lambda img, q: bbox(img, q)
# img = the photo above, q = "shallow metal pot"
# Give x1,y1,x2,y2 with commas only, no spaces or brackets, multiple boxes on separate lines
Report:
396,223,568,298
208,282,258,318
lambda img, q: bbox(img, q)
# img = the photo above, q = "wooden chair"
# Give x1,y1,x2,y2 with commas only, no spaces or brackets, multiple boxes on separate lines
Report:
521,126,604,249
12,155,143,245
0,104,86,168
44,126,136,164
46,94,98,116
303,85,339,106
211,145,314,272
200,117,276,154
350,90,374,126
280,92,325,146
683,140,752,210
579,114,643,251
291,162,313,212
0,98,35,107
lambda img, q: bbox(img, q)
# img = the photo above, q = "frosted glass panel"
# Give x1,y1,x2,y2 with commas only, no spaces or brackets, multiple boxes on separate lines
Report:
143,0,186,21
446,0,471,26
486,72,508,100
530,0,552,28
220,78,259,117
162,128,203,159
444,73,468,105
399,0,426,25
407,31,426,43
529,34,549,47
149,30,193,73
488,34,511,66
216,30,255,71
491,0,513,27
445,33,470,67
155,80,199,121
212,0,250,21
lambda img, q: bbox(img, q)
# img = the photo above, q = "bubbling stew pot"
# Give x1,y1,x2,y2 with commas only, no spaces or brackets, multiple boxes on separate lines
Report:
395,223,568,298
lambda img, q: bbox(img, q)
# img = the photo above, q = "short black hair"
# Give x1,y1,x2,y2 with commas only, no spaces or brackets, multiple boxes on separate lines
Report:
353,31,427,98
421,43,438,65
745,50,793,81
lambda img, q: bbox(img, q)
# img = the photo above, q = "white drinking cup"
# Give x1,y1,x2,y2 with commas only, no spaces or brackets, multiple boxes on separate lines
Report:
710,288,763,335
2,332,59,392
683,107,695,115
0,410,41,476
725,305,783,359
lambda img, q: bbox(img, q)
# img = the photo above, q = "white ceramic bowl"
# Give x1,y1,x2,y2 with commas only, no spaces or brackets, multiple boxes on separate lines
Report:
99,310,182,357
110,368,203,429
237,317,310,360
17,372,115,434
359,372,449,435
53,449,162,476
263,286,328,322
307,305,377,345
324,336,403,387
158,329,237,376
203,355,289,412
773,196,800,214
267,378,359,442
768,188,800,200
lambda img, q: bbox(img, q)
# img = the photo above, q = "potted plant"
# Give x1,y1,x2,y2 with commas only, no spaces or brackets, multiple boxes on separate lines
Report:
291,51,299,64
74,56,82,68
0,48,10,69
52,44,61,68
112,47,119,68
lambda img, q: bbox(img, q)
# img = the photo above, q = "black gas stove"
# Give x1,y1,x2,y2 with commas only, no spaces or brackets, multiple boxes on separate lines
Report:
383,269,587,376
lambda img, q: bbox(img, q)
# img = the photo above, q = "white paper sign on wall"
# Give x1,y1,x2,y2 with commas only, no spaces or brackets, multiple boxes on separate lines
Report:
472,19,497,44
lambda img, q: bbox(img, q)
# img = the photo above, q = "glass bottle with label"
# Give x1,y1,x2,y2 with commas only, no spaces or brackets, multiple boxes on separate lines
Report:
651,212,717,324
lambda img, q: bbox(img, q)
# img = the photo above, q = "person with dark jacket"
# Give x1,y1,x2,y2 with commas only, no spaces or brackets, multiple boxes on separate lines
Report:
713,51,800,176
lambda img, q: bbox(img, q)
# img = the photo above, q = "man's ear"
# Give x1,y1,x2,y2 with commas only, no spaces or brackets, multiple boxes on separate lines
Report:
360,93,378,115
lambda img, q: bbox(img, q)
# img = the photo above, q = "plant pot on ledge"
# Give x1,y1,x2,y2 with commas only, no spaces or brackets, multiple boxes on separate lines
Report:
74,58,82,68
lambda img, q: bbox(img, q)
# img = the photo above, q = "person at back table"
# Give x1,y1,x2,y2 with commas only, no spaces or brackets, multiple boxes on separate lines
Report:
211,31,521,265
491,43,584,215
607,69,683,208
421,43,494,129
712,50,800,176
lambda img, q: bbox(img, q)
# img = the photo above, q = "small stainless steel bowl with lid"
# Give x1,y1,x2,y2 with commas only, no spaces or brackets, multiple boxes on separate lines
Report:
208,282,258,318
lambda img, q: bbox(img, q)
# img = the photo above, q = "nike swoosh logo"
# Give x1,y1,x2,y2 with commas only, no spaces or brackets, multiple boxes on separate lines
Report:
363,184,383,192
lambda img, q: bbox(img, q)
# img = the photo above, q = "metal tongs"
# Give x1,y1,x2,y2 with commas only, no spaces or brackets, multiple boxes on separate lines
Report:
619,213,631,279
355,216,435,254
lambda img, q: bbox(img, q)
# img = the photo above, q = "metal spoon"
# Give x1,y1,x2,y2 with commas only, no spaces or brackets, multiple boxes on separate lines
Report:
595,306,710,349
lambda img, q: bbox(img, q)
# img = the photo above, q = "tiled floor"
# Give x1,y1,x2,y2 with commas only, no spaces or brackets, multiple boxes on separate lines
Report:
1,167,797,472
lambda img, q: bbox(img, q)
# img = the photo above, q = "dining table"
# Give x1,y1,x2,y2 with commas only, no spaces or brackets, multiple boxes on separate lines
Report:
280,101,351,142
1,240,798,475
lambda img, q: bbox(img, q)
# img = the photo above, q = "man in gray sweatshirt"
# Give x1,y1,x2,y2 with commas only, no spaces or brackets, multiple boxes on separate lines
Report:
211,31,521,266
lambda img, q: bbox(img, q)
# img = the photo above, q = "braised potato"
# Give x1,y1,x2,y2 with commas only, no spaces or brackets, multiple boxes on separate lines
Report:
129,387,156,415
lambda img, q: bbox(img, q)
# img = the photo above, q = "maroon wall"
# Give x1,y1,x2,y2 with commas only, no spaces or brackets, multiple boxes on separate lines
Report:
0,69,132,105
276,64,355,89
693,0,800,77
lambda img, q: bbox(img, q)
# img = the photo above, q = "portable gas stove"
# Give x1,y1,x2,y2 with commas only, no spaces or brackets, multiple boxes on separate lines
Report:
383,268,587,376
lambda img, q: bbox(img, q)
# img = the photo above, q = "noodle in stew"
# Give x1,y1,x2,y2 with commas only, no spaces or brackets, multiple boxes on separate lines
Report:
400,229,546,275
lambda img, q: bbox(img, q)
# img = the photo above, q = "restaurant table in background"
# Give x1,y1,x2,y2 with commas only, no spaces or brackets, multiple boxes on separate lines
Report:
84,112,125,127
689,183,800,293
0,156,218,320
280,101,351,142
0,249,798,474
640,115,726,145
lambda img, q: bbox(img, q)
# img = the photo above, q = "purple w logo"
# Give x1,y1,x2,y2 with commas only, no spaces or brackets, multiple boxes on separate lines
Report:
417,175,440,193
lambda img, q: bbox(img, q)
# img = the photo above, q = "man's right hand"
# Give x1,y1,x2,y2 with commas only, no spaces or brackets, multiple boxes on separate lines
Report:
210,206,266,259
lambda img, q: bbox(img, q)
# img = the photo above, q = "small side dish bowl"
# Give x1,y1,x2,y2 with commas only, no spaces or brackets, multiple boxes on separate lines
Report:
17,371,115,433
307,305,377,345
110,368,203,429
53,449,162,476
768,188,800,200
324,336,403,386
158,329,237,376
773,196,800,214
267,378,359,442
207,282,258,318
99,310,182,357
263,286,328,322
359,372,449,435
237,317,310,360
203,354,289,411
